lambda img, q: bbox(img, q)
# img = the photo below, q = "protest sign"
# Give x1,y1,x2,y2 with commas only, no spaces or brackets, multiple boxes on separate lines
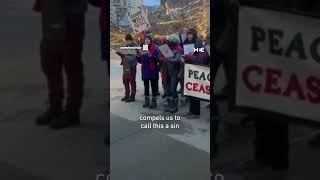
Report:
117,49,137,55
127,6,151,33
159,44,174,58
183,64,210,100
234,7,320,122
183,44,195,55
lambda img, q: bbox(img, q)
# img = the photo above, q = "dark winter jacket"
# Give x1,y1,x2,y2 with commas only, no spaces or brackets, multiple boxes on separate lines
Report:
183,47,209,65
33,0,87,14
183,29,209,65
33,0,87,47
137,42,160,80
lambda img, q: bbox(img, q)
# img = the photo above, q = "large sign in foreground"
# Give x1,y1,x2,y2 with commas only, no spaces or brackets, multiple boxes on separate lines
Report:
183,64,210,101
236,7,320,121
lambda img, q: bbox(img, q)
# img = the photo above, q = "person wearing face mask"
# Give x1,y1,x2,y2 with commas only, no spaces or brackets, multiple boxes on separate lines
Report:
137,36,160,109
159,34,184,113
182,28,209,119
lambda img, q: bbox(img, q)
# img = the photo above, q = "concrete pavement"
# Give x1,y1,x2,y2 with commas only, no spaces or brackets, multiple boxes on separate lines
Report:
0,2,108,180
110,113,210,180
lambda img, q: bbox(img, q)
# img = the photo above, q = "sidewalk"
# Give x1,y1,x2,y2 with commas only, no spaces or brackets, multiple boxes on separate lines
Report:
110,113,210,180
0,4,108,180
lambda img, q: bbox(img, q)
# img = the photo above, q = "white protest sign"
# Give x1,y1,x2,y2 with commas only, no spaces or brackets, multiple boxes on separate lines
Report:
159,44,174,58
183,64,210,100
127,6,151,33
236,7,320,122
183,44,195,55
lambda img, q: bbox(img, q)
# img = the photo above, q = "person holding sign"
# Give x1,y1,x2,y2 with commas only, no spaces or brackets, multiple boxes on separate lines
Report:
159,31,174,99
116,34,138,102
159,34,184,113
182,28,209,119
137,36,160,109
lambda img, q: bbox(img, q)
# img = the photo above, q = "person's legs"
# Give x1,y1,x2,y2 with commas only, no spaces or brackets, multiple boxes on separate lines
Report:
151,80,158,97
143,80,150,107
161,67,168,98
149,80,158,109
40,40,64,108
166,75,178,113
122,75,130,101
36,40,64,125
188,99,200,119
254,114,289,169
130,67,137,97
63,14,85,111
126,67,136,102
50,14,85,129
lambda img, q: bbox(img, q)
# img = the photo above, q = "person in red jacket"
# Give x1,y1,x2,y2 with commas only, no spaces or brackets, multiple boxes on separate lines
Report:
33,0,87,129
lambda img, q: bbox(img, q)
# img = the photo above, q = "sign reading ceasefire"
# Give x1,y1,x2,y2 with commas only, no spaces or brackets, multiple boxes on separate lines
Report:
236,7,320,121
183,64,210,101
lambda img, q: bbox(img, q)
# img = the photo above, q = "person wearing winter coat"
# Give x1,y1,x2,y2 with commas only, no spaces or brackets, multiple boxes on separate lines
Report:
183,28,209,119
33,0,87,129
159,31,174,99
116,34,138,102
159,34,184,113
137,36,160,109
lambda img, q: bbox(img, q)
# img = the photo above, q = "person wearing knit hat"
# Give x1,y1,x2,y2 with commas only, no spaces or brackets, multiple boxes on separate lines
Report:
137,36,160,109
159,34,184,113
182,28,209,119
167,34,181,44
185,27,203,49
116,33,138,103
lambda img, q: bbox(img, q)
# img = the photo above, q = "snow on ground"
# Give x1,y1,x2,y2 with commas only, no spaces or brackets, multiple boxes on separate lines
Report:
110,51,210,153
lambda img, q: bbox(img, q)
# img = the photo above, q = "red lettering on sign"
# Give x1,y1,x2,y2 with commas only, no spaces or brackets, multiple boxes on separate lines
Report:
265,68,282,95
241,64,320,104
283,73,306,101
242,65,262,92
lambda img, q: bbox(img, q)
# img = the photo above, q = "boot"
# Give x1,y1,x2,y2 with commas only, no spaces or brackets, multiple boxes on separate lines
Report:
36,106,62,126
165,97,173,112
50,109,80,129
169,98,178,113
163,97,170,108
143,96,150,108
162,94,167,99
149,97,157,109
125,95,135,102
121,95,129,101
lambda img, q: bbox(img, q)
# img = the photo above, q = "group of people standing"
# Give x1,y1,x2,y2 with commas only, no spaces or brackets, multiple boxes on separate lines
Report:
116,27,210,119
